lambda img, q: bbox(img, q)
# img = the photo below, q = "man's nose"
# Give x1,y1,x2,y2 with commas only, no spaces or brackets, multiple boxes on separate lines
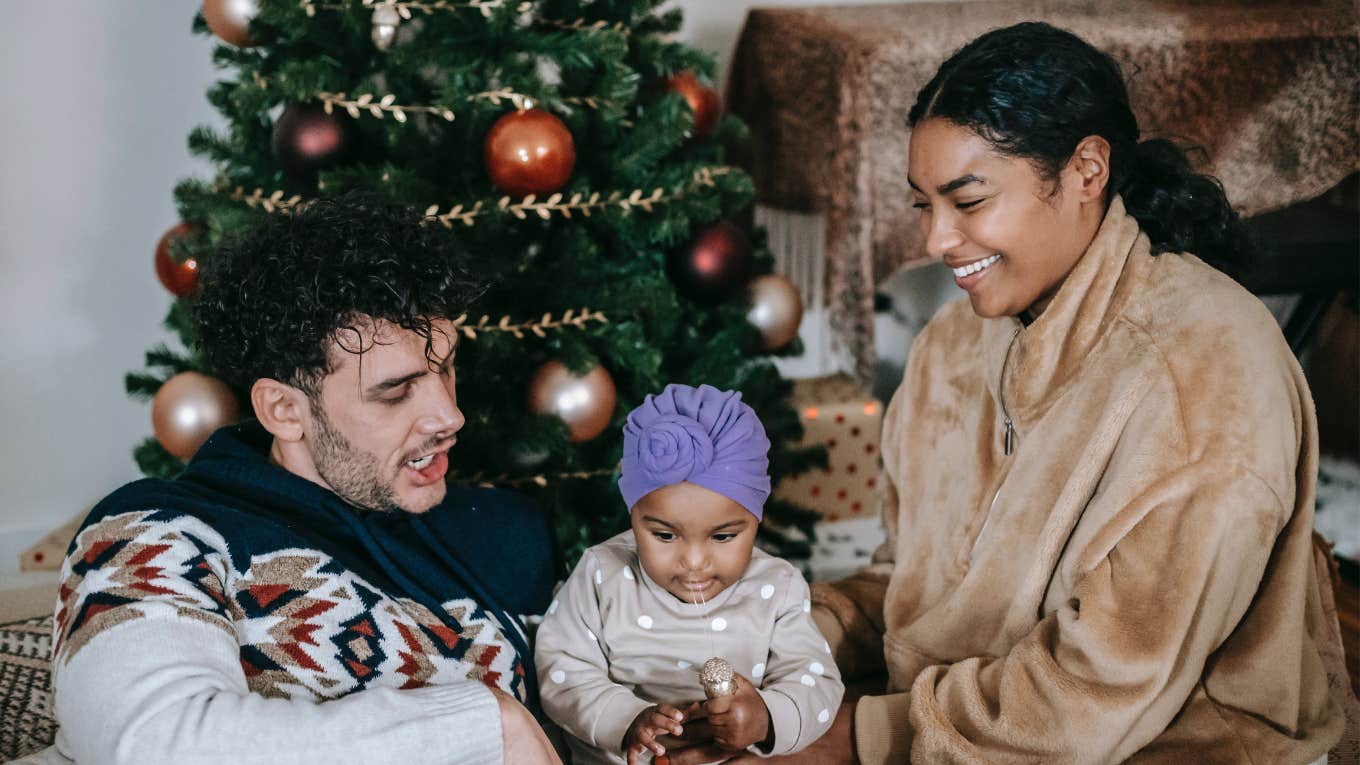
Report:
925,212,965,259
417,385,464,437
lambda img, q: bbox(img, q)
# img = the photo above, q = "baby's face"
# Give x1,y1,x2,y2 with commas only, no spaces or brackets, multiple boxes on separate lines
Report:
631,481,758,603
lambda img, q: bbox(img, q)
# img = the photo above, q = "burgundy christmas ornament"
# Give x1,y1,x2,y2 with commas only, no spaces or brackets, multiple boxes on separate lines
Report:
272,102,358,179
666,222,754,305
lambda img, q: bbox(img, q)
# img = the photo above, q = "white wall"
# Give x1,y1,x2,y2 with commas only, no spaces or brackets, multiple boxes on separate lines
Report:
0,0,924,567
0,3,221,564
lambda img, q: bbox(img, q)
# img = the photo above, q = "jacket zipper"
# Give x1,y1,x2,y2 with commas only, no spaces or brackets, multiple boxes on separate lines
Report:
999,326,1021,456
971,326,1022,564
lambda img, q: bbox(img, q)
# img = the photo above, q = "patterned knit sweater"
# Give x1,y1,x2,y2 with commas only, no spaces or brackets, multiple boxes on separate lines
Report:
49,421,555,764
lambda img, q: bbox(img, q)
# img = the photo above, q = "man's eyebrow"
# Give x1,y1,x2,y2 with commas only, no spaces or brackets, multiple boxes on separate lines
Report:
366,370,424,396
641,515,678,530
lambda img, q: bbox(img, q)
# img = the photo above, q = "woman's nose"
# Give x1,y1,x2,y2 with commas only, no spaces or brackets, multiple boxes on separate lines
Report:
925,212,965,259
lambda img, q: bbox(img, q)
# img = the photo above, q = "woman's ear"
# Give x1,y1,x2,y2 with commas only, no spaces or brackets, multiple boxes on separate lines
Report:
251,378,308,442
1068,135,1112,202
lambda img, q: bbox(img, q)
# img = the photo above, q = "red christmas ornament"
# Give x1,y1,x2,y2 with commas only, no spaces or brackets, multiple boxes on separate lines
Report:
154,222,203,298
272,102,357,179
664,71,721,141
666,222,754,304
484,108,576,198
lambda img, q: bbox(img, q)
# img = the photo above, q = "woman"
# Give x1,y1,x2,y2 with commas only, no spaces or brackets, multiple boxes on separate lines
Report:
671,21,1347,765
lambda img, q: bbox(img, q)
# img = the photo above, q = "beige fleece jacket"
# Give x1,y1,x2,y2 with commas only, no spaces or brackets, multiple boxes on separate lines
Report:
812,197,1346,764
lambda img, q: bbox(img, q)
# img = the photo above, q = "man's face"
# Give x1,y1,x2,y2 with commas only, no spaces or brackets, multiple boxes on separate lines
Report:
305,317,464,513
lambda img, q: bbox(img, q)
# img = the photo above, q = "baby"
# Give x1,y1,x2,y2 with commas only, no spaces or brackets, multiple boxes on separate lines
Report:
536,384,844,764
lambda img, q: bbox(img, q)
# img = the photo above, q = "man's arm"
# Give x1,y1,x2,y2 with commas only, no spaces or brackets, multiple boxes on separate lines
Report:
52,510,507,765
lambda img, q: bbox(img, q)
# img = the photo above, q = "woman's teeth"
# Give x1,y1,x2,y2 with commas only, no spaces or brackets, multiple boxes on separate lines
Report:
952,254,1001,277
407,454,434,469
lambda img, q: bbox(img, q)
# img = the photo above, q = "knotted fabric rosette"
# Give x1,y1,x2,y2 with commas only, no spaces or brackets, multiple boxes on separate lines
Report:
619,384,772,519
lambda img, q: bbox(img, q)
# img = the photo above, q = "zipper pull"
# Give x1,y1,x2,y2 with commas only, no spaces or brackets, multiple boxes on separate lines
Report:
1003,416,1014,455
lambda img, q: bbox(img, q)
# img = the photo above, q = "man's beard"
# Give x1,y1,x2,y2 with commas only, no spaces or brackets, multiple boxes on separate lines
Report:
309,402,401,513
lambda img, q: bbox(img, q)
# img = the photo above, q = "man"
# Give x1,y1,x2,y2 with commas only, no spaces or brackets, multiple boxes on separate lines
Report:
48,196,562,764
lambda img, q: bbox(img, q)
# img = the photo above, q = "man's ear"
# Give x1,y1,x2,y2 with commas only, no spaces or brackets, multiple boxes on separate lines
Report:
251,378,309,442
1067,134,1112,202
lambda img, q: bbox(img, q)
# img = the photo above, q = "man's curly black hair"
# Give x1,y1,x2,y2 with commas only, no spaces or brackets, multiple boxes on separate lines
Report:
193,192,484,396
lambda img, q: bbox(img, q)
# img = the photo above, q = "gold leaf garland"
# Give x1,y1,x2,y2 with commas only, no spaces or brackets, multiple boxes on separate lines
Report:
450,308,608,340
219,166,735,225
305,87,609,126
300,0,531,19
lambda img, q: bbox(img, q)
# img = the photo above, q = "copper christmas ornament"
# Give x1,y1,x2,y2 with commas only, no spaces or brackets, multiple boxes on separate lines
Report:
152,372,241,461
746,274,804,350
484,108,576,198
528,361,616,443
154,222,203,298
699,657,736,699
203,0,260,47
664,71,721,141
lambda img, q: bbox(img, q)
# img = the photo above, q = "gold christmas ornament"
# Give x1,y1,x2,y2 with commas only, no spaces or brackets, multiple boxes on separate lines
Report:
528,360,616,443
745,274,804,350
203,0,260,47
699,657,737,698
371,4,401,51
152,372,241,461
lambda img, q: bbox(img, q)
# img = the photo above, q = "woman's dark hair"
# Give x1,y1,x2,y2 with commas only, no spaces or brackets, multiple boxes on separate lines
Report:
193,192,484,395
909,22,1250,273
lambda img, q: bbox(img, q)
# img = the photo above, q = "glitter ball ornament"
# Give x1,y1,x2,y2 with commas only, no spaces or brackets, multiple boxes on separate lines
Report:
484,108,576,198
699,657,737,698
528,361,616,443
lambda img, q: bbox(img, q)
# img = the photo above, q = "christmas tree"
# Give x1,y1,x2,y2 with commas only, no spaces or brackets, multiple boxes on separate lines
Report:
129,0,826,571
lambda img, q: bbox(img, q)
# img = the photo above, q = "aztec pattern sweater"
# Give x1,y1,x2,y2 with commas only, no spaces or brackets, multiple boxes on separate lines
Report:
49,421,555,764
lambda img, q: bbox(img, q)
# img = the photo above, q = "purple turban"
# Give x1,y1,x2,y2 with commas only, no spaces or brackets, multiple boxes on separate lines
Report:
619,384,772,519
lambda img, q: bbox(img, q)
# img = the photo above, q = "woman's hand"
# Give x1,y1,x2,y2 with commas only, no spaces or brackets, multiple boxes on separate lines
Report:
623,702,687,764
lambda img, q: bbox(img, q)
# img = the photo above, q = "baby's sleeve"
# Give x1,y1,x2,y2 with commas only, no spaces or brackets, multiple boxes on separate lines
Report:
534,551,651,755
755,571,847,756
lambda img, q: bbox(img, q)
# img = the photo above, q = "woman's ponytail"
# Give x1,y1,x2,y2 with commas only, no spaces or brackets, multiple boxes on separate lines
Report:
1116,138,1252,274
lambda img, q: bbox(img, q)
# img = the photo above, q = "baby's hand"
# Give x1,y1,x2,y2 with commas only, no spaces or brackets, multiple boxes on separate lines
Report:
623,703,686,764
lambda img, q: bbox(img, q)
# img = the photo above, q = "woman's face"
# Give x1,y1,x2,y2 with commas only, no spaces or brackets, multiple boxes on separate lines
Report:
907,118,1106,319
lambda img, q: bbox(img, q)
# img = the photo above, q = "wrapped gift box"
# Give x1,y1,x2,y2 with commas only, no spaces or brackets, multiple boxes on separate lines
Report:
774,374,884,522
